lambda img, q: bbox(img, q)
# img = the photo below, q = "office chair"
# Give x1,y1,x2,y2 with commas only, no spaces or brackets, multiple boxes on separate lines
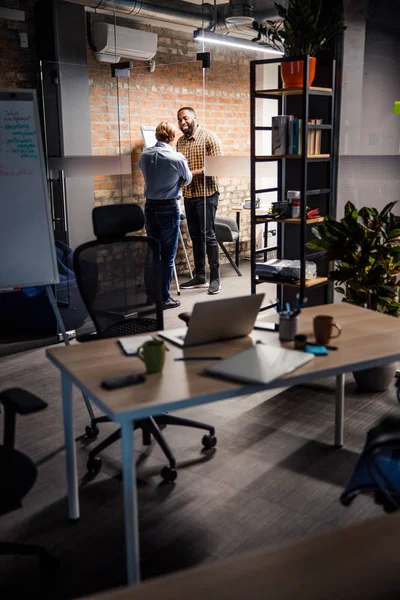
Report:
341,381,400,512
340,415,400,512
215,217,242,276
73,204,216,482
0,388,58,573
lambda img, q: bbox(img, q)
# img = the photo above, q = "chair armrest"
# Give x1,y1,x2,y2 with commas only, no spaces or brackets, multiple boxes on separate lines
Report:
178,312,191,326
365,416,400,456
76,331,100,343
0,388,47,415
366,434,400,457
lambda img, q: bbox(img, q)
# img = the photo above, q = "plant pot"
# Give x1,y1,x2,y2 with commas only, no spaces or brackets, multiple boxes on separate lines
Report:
352,363,397,392
281,57,317,89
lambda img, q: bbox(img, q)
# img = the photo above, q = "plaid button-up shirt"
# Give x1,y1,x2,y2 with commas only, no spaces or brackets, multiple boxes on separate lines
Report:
176,125,223,199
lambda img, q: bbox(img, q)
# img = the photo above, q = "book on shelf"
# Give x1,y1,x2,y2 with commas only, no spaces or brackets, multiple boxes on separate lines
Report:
307,119,315,155
298,119,303,155
288,118,299,155
271,116,323,156
271,116,289,155
314,119,322,155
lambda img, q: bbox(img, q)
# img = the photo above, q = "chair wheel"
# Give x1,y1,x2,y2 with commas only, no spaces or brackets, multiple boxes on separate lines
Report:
160,466,177,482
87,456,102,474
85,425,99,439
202,434,217,450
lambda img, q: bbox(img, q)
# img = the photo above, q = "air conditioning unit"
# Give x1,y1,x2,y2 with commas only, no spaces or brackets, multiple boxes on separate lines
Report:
92,22,158,64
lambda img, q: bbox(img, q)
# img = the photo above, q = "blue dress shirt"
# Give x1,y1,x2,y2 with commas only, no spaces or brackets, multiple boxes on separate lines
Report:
139,141,192,201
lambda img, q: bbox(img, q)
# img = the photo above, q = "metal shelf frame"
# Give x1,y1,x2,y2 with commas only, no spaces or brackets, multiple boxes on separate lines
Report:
250,55,338,310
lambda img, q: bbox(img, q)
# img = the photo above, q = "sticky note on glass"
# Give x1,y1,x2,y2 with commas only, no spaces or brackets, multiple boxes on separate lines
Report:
394,101,400,114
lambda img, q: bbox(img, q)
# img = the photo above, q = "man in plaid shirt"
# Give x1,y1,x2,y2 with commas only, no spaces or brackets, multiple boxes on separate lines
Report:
177,107,223,295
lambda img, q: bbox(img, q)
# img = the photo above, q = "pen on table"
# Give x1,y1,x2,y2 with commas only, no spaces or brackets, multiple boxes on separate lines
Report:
289,294,302,318
294,293,300,311
174,356,222,361
153,336,170,350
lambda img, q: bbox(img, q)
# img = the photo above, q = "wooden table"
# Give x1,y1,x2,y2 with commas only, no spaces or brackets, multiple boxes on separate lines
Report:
82,512,400,600
46,303,400,586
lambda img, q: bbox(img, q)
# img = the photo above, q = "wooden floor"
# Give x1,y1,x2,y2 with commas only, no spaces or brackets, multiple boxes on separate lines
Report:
0,264,394,598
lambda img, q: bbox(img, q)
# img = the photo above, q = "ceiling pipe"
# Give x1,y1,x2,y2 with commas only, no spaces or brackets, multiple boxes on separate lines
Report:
64,0,280,31
68,0,216,29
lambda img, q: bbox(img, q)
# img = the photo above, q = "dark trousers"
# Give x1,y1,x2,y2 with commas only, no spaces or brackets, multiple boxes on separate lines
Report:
184,192,219,280
145,203,180,302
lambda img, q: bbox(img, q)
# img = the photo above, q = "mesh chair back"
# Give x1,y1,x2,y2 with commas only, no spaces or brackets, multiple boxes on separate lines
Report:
73,236,163,338
92,204,144,239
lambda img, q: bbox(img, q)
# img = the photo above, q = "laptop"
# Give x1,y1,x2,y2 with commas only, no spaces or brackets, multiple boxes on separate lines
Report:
206,344,314,385
159,293,264,348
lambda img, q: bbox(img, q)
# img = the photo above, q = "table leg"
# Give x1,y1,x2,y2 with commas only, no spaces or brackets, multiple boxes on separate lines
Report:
121,420,140,584
235,210,240,268
335,374,345,447
61,374,80,521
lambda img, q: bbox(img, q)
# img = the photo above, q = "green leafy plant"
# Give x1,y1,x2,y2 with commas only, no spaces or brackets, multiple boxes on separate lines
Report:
306,201,400,315
252,0,346,57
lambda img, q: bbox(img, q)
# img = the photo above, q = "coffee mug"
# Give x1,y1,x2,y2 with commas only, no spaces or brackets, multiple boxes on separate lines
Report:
137,339,166,374
313,315,341,345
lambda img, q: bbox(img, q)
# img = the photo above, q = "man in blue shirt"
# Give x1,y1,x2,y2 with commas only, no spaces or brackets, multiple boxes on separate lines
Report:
139,121,201,309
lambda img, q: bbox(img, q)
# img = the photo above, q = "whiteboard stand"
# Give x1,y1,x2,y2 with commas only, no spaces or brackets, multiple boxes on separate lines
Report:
173,225,193,295
45,286,70,345
0,88,96,426
45,285,97,424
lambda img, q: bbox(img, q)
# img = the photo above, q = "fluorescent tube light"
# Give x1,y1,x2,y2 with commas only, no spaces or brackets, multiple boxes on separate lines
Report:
194,30,283,55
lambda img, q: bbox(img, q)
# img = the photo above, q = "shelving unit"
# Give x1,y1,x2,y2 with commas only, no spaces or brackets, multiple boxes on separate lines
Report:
255,276,328,289
249,55,339,311
255,154,331,161
256,216,324,225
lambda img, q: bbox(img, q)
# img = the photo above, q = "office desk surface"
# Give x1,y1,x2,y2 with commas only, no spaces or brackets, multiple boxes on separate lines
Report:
83,511,400,600
46,303,400,422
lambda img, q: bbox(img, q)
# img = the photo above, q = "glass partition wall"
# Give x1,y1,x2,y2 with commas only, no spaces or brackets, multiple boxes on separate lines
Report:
34,13,283,346
183,36,278,306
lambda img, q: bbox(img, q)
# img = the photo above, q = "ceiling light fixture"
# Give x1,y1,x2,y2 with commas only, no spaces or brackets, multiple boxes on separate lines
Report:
226,0,253,25
193,30,283,55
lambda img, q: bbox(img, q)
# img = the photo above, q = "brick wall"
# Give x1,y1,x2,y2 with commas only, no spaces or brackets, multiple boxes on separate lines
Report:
87,23,255,268
0,0,37,90
0,7,254,270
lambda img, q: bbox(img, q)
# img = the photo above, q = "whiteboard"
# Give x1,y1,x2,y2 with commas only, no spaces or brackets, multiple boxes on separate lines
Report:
140,125,156,149
0,89,59,290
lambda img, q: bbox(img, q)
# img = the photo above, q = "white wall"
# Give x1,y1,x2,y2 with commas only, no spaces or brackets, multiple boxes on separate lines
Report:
338,0,400,217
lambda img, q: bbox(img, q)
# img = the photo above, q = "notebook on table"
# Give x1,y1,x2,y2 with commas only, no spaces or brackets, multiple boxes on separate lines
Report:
118,335,153,356
205,344,313,385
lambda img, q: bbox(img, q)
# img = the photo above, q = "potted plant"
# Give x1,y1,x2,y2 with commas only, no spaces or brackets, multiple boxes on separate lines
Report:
253,0,346,89
306,200,400,391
